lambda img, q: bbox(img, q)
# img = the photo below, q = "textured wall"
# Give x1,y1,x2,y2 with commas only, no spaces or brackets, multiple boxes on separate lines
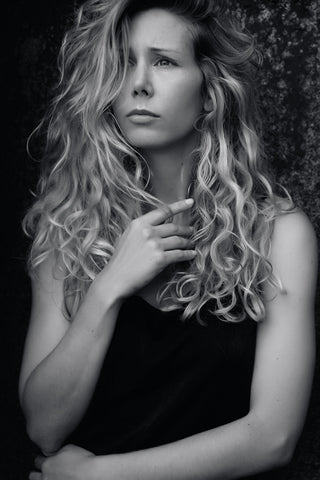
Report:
3,1,319,479
233,0,320,227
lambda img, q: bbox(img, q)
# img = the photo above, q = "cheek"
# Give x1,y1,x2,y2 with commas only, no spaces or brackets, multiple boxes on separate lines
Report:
112,84,130,120
167,81,203,123
112,97,125,122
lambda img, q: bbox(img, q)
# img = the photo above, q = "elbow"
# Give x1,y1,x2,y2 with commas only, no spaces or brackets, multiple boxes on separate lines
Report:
259,424,297,469
247,413,297,470
25,416,63,455
21,390,65,455
269,433,296,468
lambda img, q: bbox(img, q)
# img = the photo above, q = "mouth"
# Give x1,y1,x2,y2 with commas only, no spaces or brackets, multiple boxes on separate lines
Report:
127,109,160,118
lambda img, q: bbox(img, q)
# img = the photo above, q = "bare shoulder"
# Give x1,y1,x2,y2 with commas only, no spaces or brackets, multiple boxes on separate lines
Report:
272,208,317,254
270,208,318,298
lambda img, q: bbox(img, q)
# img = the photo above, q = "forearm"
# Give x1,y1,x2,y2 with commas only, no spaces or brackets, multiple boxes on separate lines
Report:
22,279,122,454
94,412,290,480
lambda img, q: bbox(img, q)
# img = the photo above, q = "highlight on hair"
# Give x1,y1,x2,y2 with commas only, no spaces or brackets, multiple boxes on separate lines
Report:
23,0,293,323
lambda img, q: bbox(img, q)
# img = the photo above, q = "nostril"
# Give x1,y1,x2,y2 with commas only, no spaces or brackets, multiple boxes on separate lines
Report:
134,88,149,96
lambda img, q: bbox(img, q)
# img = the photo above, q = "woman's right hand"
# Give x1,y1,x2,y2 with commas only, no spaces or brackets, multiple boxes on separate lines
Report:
99,198,196,299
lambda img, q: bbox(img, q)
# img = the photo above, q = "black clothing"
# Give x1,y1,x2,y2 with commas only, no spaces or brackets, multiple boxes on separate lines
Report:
67,295,287,479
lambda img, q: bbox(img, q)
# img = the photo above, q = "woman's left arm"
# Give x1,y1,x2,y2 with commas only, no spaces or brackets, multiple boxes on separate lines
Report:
32,210,318,480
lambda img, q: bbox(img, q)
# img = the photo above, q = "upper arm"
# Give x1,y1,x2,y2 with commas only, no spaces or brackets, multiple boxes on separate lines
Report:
19,257,71,403
250,210,317,448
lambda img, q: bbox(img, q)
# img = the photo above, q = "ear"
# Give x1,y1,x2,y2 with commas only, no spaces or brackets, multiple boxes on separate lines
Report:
203,96,213,112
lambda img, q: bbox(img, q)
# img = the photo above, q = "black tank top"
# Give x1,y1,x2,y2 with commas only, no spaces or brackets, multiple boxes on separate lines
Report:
66,295,286,479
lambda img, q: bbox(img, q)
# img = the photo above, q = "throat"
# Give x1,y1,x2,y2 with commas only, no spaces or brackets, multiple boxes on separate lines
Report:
142,141,197,204
137,268,177,311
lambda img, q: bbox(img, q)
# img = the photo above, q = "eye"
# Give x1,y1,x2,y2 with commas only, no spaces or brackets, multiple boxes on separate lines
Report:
155,58,176,67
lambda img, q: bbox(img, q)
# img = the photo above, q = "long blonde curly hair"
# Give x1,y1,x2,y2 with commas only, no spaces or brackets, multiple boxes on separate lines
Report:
23,0,293,323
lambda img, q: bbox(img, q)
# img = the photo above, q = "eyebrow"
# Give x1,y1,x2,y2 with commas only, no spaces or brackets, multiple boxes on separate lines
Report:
128,46,181,55
149,47,180,54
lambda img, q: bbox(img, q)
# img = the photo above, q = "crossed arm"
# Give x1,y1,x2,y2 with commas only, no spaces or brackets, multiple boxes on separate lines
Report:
25,210,317,480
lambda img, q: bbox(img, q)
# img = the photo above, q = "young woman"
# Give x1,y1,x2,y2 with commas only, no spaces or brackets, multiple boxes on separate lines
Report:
20,1,317,479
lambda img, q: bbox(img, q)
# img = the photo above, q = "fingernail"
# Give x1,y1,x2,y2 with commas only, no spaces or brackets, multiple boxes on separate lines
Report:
185,198,194,205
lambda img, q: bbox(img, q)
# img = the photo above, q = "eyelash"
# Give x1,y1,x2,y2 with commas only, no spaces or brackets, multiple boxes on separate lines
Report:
127,57,176,67
155,58,176,67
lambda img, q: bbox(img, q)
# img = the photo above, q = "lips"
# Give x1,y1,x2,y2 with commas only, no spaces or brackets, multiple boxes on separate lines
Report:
127,109,160,117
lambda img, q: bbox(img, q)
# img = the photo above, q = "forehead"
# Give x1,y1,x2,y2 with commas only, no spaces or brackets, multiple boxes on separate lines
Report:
128,8,194,53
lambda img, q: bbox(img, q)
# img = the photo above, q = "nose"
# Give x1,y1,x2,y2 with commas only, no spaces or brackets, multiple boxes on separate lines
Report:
131,62,154,98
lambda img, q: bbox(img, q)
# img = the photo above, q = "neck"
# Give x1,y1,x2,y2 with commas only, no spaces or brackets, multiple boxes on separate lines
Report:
142,135,199,204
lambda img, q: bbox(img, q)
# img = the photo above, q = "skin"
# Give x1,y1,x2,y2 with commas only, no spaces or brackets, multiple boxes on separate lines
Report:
112,8,204,150
24,8,317,480
20,199,196,454
29,210,317,480
112,8,207,205
21,13,201,464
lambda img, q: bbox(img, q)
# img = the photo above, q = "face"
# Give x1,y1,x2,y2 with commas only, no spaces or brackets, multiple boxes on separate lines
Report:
112,8,204,152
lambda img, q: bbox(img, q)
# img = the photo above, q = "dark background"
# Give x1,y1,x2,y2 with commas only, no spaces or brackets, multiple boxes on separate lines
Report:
2,1,319,479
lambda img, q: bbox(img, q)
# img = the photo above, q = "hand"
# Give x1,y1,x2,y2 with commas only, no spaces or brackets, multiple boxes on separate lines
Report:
29,444,95,480
99,198,196,298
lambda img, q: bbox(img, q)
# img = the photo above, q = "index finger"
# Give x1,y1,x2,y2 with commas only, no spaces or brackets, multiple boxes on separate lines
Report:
145,198,194,226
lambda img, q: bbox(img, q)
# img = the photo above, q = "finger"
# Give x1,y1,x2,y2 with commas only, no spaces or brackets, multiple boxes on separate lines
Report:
145,199,194,226
29,472,42,480
164,249,197,264
160,236,192,251
34,455,46,470
156,223,194,238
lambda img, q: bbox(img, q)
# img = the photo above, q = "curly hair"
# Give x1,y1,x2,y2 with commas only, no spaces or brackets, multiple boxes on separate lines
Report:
23,0,293,323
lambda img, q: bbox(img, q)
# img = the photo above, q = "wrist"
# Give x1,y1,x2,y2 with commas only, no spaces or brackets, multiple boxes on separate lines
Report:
89,270,125,312
80,455,103,480
93,453,129,480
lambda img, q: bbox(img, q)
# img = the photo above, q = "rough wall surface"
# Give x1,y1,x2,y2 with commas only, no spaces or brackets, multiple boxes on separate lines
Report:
4,1,319,479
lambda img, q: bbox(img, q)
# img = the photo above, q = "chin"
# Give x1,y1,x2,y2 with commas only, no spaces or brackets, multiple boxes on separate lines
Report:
125,133,169,150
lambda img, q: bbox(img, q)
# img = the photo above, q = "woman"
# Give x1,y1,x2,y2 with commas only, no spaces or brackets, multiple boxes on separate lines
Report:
20,0,317,479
